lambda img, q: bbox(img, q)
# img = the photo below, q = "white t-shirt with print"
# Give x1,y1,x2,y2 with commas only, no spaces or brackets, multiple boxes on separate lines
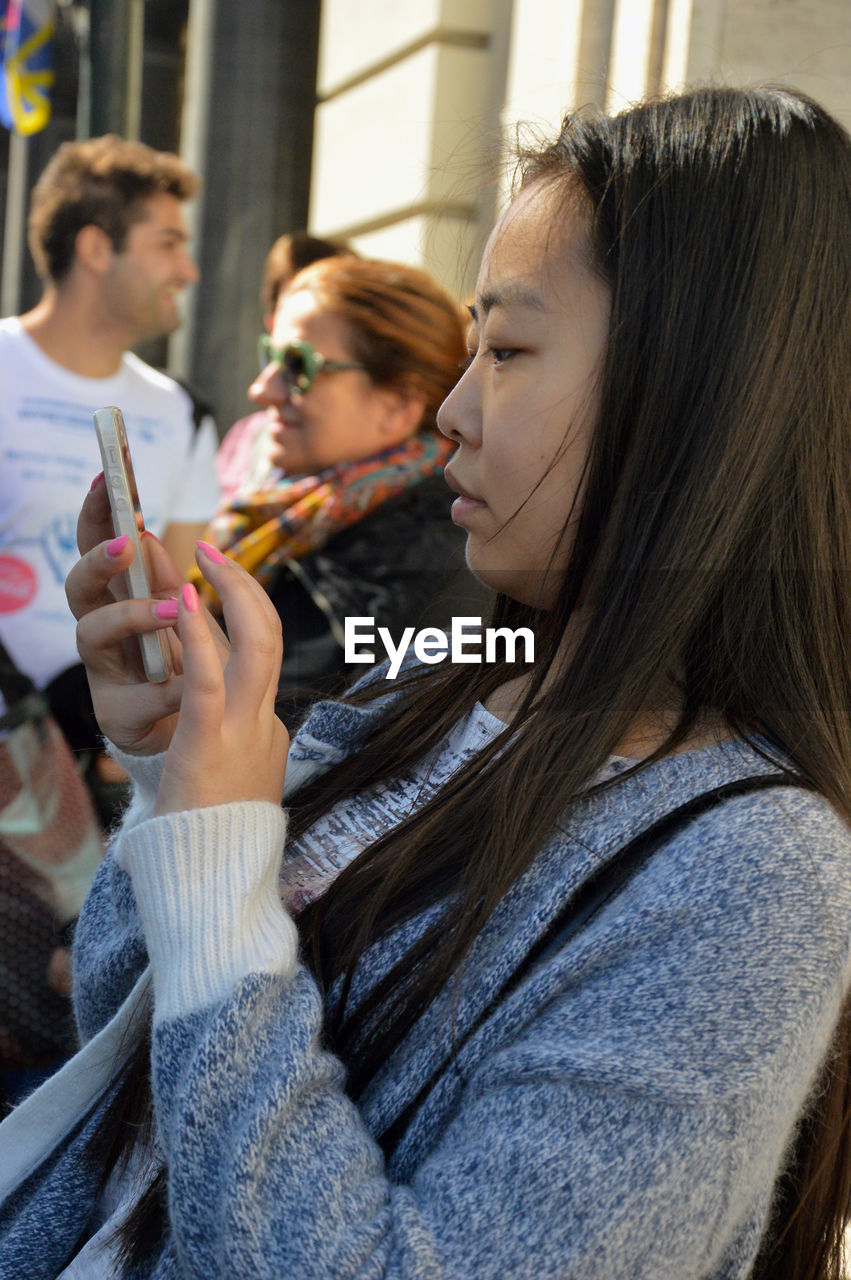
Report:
0,317,220,690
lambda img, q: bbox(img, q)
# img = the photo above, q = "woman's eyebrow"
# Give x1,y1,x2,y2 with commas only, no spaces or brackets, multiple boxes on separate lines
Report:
470,283,546,322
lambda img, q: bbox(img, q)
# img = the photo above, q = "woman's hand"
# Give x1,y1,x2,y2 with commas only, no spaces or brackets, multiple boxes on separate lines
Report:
65,476,227,757
154,544,289,815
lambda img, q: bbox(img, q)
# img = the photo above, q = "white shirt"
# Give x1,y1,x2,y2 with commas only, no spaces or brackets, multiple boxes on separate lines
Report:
0,317,220,690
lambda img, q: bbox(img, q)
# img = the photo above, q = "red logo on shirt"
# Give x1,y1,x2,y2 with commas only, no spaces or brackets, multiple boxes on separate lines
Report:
0,555,37,613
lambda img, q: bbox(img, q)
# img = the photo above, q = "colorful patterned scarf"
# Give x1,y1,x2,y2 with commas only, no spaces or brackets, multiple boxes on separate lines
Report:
193,431,454,604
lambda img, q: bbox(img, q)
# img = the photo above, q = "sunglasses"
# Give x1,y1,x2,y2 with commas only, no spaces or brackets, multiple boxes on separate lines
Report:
257,335,367,395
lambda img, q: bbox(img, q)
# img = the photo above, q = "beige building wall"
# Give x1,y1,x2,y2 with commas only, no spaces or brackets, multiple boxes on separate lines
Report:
309,0,511,298
309,0,850,298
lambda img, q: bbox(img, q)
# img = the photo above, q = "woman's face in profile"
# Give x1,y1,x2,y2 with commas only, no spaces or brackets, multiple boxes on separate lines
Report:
439,181,611,606
248,287,419,476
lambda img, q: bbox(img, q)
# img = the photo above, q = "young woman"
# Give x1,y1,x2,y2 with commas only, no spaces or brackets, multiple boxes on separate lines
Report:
201,255,488,717
2,84,851,1280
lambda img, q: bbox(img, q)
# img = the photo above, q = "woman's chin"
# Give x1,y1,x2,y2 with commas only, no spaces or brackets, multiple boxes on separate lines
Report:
466,555,560,608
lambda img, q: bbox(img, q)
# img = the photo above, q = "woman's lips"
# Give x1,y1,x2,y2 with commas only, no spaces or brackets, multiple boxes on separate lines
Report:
444,467,487,523
267,412,301,438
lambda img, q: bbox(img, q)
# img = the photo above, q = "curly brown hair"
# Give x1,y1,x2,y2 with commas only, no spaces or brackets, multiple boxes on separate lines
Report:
28,135,199,283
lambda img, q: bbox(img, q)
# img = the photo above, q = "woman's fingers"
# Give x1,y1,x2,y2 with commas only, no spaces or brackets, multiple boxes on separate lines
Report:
76,472,115,557
139,528,185,599
67,530,137,617
154,547,288,814
73,589,184,756
194,543,283,715
139,537,232,670
66,482,196,758
169,583,226,740
75,593,182,678
69,494,183,620
68,534,231,699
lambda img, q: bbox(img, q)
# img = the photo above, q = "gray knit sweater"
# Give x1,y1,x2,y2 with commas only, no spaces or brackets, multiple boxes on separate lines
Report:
1,693,851,1279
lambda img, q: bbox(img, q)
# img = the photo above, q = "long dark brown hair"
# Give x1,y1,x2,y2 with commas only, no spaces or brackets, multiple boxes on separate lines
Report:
105,86,851,1276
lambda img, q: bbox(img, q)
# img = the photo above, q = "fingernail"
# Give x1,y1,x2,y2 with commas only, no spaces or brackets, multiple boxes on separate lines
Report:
90,471,104,491
154,598,179,620
181,583,200,613
141,529,162,545
106,534,130,557
196,540,227,565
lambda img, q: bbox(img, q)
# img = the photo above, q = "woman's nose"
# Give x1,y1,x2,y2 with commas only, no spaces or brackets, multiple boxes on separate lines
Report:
436,365,481,447
248,361,289,407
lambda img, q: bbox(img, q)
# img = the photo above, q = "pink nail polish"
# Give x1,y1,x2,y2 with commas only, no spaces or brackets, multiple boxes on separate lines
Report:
154,599,179,620
106,534,130,557
197,540,227,565
90,471,104,491
182,583,200,612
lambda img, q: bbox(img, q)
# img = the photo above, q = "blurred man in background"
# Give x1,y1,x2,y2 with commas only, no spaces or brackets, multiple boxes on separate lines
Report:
0,135,220,811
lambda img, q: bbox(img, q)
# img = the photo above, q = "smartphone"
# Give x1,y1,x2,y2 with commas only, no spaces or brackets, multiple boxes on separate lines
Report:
93,406,172,683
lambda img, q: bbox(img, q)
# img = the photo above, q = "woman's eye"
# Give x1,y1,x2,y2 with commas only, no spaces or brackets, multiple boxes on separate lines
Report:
459,345,518,371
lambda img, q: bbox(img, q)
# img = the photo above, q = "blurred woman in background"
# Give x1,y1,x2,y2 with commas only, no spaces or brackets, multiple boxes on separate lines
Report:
215,231,355,504
202,254,487,716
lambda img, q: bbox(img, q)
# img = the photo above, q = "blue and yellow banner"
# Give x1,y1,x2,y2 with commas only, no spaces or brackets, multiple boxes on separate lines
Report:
0,0,55,136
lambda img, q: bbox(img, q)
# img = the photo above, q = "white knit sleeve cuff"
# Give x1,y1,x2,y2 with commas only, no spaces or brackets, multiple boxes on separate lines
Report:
104,741,167,831
113,801,297,1024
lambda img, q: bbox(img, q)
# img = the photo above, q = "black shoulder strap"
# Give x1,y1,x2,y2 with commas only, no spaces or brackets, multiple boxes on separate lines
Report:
161,371,215,436
0,631,35,707
376,771,805,1159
